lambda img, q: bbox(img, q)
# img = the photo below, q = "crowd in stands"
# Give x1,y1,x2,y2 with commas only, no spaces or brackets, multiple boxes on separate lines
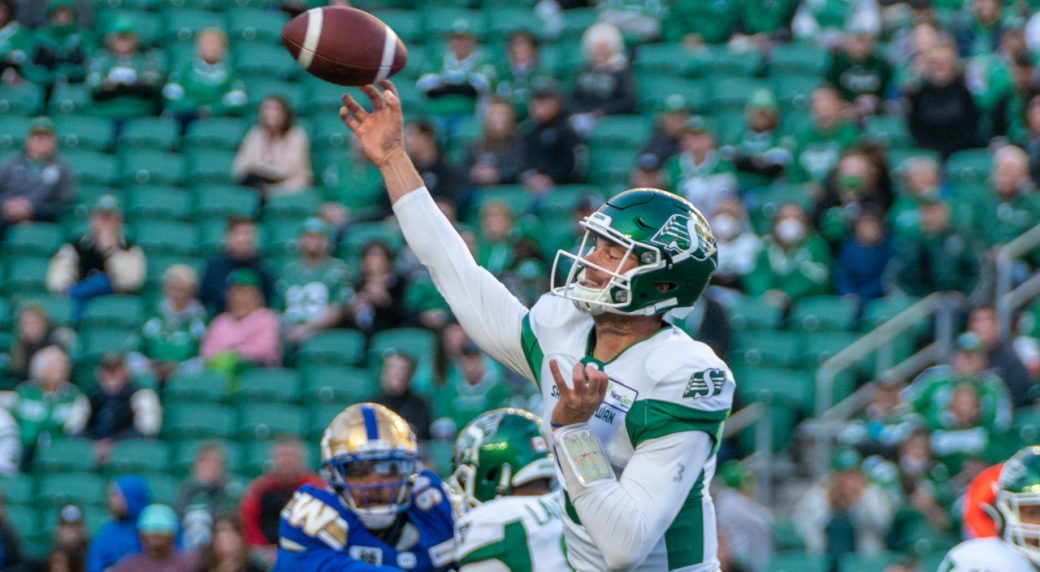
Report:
0,0,1039,571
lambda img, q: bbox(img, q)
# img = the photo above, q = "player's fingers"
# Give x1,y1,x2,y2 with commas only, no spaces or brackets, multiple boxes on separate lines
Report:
549,360,570,398
338,106,360,131
571,362,589,392
341,94,367,122
379,79,398,97
361,85,384,112
592,370,609,402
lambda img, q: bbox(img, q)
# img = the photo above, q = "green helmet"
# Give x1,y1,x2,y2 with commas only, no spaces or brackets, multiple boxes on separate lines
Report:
997,445,1040,565
447,408,555,513
550,188,718,316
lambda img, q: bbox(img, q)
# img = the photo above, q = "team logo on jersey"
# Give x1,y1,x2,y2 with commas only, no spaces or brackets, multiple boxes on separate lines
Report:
531,436,548,453
603,380,638,413
349,546,383,566
650,213,717,262
683,369,726,399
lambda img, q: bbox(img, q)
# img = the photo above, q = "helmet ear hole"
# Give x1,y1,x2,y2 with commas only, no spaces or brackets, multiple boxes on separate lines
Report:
655,282,677,293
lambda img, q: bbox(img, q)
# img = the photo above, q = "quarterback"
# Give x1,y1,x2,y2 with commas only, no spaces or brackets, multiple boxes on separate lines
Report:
340,81,734,571
274,403,456,571
940,445,1040,571
449,408,566,571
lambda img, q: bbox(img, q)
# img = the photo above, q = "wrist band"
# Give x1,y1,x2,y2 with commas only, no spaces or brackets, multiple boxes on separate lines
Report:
550,422,564,428
554,424,614,486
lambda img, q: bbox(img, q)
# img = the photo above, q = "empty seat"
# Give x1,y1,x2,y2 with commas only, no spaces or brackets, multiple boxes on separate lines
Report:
732,331,803,369
104,439,172,475
2,223,64,257
120,149,186,186
789,296,857,332
82,295,145,329
0,474,36,505
297,329,366,367
65,150,119,187
368,328,435,366
586,115,652,151
194,185,259,220
185,148,235,185
237,404,306,440
38,473,107,508
163,403,236,439
184,117,248,150
125,186,192,220
164,371,230,403
0,82,43,115
232,368,302,404
119,117,180,151
301,366,378,405
728,297,784,331
55,115,113,151
228,8,287,44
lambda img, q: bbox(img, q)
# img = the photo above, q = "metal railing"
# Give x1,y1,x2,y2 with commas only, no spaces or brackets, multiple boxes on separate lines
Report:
997,221,1040,340
721,398,773,504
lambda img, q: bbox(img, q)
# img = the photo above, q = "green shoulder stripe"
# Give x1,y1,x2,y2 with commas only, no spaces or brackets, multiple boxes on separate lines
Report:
626,399,729,449
520,313,544,388
460,520,533,572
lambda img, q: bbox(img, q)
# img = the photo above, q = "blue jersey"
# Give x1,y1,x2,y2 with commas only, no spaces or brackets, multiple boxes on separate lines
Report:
274,470,456,572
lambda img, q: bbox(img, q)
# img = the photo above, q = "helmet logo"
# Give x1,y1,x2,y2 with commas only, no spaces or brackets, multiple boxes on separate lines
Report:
650,213,717,262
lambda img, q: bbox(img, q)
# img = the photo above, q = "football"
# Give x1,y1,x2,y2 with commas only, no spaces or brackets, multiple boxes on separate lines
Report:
281,6,407,87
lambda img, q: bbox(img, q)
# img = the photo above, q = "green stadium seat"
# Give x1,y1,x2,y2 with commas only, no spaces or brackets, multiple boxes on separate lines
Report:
636,75,710,115
7,505,40,539
769,42,828,76
66,150,119,187
172,439,243,477
789,296,857,332
301,366,378,405
944,148,992,185
307,403,345,439
486,6,542,36
263,191,320,219
242,77,308,110
694,46,761,77
772,519,805,551
422,8,486,39
166,41,198,70
750,184,814,233
587,147,636,186
55,115,112,151
131,220,199,256
237,404,306,440
379,10,422,44
0,474,35,505
164,9,227,43
2,223,64,257
801,331,862,366
736,400,799,454
305,79,350,114
864,114,913,149
3,258,49,296
861,296,919,331
15,295,73,327
33,439,96,474
368,327,435,366
104,439,172,475
120,149,186,186
732,331,803,369
560,7,597,39
312,117,352,150
1013,408,1040,444
587,115,652,151
77,326,140,361
0,83,43,115
0,116,29,152
163,403,236,439
771,73,822,112
194,185,259,220
709,76,771,110
768,552,826,572
734,366,816,414
184,117,248,150
144,473,180,505
228,8,288,44
298,329,367,367
125,186,192,220
232,368,302,403
838,552,906,572
165,371,230,403
119,117,180,151
233,42,299,80
728,297,784,330
94,0,159,10
473,185,531,218
82,295,145,329
48,84,92,115
184,148,235,185
634,43,691,77
97,8,163,47
340,222,404,257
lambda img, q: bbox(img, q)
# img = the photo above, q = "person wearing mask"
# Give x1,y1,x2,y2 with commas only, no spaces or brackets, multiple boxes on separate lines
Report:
662,116,738,217
892,197,985,301
707,197,761,292
0,117,75,237
789,86,861,186
904,41,979,158
84,352,161,462
372,351,432,441
112,504,198,572
344,241,408,336
176,443,241,552
162,28,247,132
86,18,165,124
814,148,894,248
87,476,152,572
232,95,312,197
568,22,636,134
195,516,264,572
968,306,1035,408
519,79,584,194
137,264,207,384
274,218,350,348
465,97,525,186
745,203,833,308
724,89,790,191
640,94,690,167
199,218,274,316
11,346,89,469
200,269,281,371
835,208,893,308
46,194,146,321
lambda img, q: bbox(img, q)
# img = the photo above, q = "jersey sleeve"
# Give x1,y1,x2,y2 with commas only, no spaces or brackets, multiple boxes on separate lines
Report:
456,508,532,572
393,188,533,382
939,539,1028,572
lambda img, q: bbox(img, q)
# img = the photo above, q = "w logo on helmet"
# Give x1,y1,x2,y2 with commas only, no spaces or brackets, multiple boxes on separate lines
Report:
650,214,717,262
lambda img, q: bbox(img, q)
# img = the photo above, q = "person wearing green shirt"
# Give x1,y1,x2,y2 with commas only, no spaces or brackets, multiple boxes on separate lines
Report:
87,18,165,122
888,155,946,241
789,86,861,185
139,264,207,383
825,27,893,118
723,88,792,191
893,197,985,300
493,31,552,120
11,345,89,469
662,115,738,216
162,28,247,130
977,145,1040,249
416,18,496,122
24,0,95,95
738,0,800,40
0,0,32,82
474,201,517,277
745,203,833,307
275,218,351,348
661,0,737,46
430,343,512,440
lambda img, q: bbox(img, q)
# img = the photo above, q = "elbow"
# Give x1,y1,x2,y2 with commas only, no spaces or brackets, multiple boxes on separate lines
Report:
600,523,653,570
602,545,646,571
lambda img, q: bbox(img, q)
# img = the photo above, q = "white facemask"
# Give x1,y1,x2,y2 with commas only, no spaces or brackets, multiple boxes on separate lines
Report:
711,214,739,241
775,219,806,245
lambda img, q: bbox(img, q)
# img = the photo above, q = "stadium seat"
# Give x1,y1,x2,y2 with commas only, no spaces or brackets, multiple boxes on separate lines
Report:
227,8,288,45
233,42,299,80
263,191,321,219
312,117,352,150
184,148,236,185
368,327,436,367
421,8,486,40
735,401,799,455
298,329,367,367
771,73,822,112
789,296,858,332
1013,408,1040,444
768,552,826,572
163,8,228,43
864,114,913,149
104,439,172,476
587,147,636,186
194,185,259,220
14,295,73,327
143,473,180,505
694,47,761,77
635,75,710,115
97,8,163,47
735,366,816,413
772,519,805,551
184,117,248,150
728,297,784,331
242,77,308,111
769,42,828,76
38,473,107,508
3,258,50,296
732,331,803,369
82,295,145,330
232,368,302,404
118,117,180,151
7,506,40,545
473,185,531,218
635,43,691,77
709,76,771,110
801,332,862,366
163,403,236,440
48,84,92,115
0,474,36,505
838,552,906,572
76,326,140,361
944,148,992,185
587,115,653,151
2,223,64,258
301,366,379,405
486,6,543,37
125,186,192,220
861,296,920,331
55,115,113,152
340,222,404,258
164,371,230,403
65,150,119,187
172,439,244,477
379,10,422,44
560,7,597,40
0,82,43,116
308,403,346,439
0,115,28,152
120,149,186,186
237,404,306,440
132,220,199,256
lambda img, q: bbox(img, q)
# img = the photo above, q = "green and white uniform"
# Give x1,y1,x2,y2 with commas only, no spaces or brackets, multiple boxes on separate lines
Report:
456,493,567,571
941,536,1036,571
275,258,351,327
395,187,733,571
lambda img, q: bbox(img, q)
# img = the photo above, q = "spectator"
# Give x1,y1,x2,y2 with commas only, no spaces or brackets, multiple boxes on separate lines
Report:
0,117,75,236
639,93,689,167
745,203,832,308
840,376,921,458
466,97,525,186
0,488,22,571
344,241,408,336
24,0,94,101
51,504,90,568
991,43,1037,143
232,95,312,198
0,407,19,475
835,208,893,308
977,145,1040,248
87,476,152,572
0,0,30,83
240,439,322,562
969,306,1034,408
662,0,737,46
892,197,985,300
412,322,468,400
176,442,241,552
708,197,761,292
416,18,495,123
735,0,800,42
84,351,161,451
568,23,636,134
904,41,979,158
430,343,510,439
200,269,281,371
112,504,198,572
373,352,432,441
7,304,58,383
628,153,665,189
162,28,247,132
320,138,385,224
1022,94,1040,182
662,116,738,216
596,0,662,43
475,201,518,276
195,516,264,572
793,449,893,566
137,264,206,384
86,17,165,124
493,31,550,119
403,120,463,205
887,155,948,240
877,429,955,553
714,461,773,572
519,79,584,193
825,25,893,119
11,346,89,469
725,89,790,191
199,218,274,316
955,0,1007,58
789,86,861,186
275,218,350,347
46,194,146,321
673,289,732,360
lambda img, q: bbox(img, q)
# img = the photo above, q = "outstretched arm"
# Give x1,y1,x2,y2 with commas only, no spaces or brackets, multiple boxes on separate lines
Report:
339,82,534,382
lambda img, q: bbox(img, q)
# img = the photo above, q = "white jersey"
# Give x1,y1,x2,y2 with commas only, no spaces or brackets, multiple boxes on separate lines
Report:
394,188,735,572
940,537,1036,571
455,493,566,571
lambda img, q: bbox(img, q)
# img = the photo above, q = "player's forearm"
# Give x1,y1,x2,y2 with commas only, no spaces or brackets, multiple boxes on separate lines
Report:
378,148,425,205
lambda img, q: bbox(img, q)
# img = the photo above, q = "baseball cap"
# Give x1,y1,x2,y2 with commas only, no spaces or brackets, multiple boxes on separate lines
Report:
956,332,986,353
226,268,261,289
450,18,476,37
746,89,778,112
108,17,136,37
48,0,76,14
92,194,123,214
58,504,83,526
658,93,689,114
683,115,711,135
28,117,56,135
137,504,178,535
298,217,331,238
831,448,862,471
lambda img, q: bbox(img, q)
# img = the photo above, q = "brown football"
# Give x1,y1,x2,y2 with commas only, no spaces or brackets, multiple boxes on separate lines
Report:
282,6,407,87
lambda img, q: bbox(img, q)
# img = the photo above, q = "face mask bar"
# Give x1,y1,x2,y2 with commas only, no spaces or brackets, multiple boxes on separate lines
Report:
1000,492,1040,564
324,451,417,529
